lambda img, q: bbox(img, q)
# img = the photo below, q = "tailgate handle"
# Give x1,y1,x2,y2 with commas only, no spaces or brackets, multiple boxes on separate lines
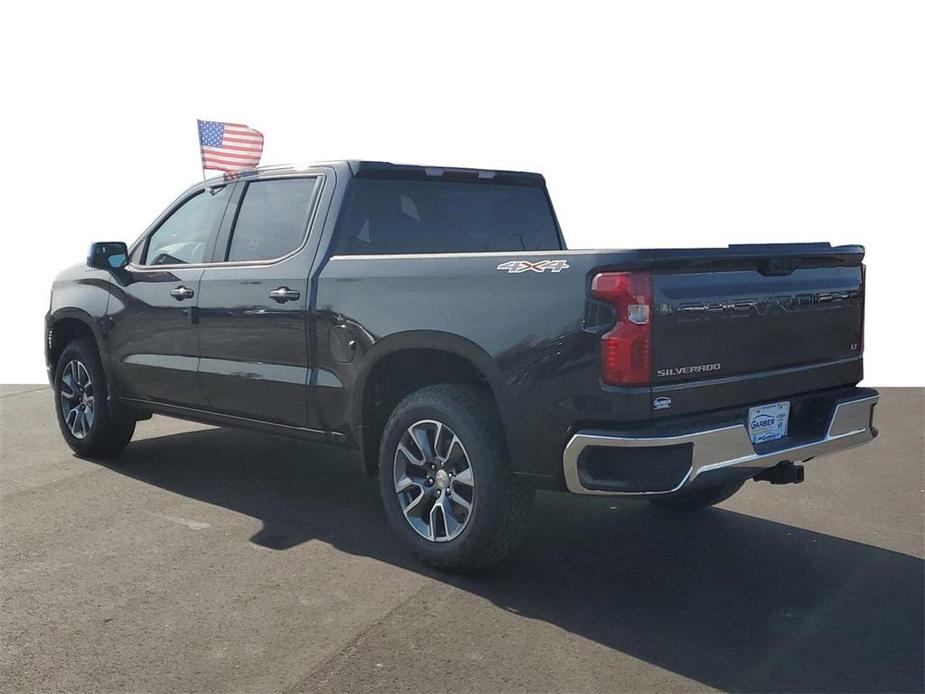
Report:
759,258,798,276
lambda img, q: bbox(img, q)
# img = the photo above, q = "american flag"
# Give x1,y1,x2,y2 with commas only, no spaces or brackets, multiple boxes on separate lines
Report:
197,119,264,172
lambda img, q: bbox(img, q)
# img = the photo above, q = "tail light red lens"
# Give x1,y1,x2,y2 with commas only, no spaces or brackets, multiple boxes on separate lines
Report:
591,271,652,385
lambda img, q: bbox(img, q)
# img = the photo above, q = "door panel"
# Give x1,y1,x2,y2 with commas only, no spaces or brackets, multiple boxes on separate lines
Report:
107,183,234,407
196,176,321,427
107,267,207,406
196,263,309,426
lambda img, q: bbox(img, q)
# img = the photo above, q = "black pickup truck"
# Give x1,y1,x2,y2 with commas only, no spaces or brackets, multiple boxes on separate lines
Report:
46,161,878,570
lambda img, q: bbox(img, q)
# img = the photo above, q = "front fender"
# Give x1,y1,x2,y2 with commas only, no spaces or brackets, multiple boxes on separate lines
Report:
48,269,116,401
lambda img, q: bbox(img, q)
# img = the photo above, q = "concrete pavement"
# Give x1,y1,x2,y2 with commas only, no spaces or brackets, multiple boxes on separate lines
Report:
1,386,922,693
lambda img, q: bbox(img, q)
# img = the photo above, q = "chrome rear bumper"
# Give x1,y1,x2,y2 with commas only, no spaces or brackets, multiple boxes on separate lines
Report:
563,393,878,496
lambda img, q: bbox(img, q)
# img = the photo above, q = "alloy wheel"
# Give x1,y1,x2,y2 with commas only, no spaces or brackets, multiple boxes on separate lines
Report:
393,419,475,542
59,359,95,439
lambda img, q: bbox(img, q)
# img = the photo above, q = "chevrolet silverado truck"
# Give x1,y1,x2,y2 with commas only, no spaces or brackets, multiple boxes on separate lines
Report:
46,161,878,570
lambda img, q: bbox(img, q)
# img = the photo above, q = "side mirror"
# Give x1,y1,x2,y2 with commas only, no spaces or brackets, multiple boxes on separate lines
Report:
88,242,128,270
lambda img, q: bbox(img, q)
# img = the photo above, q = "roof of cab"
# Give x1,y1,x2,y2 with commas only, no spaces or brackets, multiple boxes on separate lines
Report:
202,160,546,187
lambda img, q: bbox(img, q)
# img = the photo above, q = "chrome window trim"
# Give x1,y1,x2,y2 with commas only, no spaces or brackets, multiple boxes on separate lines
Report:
328,249,615,261
127,172,327,272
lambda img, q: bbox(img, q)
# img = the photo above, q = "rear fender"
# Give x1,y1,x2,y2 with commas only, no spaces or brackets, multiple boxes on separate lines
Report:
352,330,512,465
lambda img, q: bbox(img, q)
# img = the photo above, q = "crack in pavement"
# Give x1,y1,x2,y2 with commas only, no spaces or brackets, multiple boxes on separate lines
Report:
281,581,433,694
0,386,49,400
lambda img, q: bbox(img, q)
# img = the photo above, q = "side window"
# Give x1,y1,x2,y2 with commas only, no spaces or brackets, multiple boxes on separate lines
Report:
226,178,319,262
144,186,231,266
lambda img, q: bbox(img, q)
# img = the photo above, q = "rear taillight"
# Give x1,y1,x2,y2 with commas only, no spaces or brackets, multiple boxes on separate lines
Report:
591,271,652,385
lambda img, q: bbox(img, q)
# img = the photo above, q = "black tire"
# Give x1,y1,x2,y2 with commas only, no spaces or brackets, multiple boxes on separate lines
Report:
378,384,534,572
53,338,135,459
648,480,745,510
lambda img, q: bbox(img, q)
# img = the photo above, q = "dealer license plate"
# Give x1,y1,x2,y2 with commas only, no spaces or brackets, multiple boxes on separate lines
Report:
747,401,790,444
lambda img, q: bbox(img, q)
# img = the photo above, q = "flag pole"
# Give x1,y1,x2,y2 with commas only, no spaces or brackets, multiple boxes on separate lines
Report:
197,119,207,184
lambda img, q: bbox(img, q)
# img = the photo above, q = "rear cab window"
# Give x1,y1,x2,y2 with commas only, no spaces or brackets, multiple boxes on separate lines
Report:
332,176,562,255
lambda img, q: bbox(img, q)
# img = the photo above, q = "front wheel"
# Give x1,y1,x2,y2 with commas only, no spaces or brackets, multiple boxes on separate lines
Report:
378,384,534,572
54,338,135,459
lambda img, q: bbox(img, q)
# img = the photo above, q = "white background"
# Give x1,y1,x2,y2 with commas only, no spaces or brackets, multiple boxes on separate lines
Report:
2,1,922,384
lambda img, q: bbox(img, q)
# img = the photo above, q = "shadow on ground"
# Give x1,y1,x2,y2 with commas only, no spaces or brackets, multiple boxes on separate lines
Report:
90,427,923,693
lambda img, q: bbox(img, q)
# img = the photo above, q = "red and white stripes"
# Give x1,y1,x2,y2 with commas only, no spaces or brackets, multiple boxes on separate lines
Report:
200,122,264,172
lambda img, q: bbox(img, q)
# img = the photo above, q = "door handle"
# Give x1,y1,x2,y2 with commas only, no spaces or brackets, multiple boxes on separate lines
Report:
170,286,195,301
269,287,300,303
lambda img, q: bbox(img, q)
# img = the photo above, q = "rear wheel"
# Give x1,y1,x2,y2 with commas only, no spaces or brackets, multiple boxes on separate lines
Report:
378,384,534,572
648,480,744,510
54,338,135,459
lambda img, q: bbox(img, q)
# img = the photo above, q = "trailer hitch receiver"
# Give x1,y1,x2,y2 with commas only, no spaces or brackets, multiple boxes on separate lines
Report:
755,461,805,485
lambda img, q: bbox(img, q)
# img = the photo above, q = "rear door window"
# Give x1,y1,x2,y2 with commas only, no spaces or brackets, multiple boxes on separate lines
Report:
225,177,319,262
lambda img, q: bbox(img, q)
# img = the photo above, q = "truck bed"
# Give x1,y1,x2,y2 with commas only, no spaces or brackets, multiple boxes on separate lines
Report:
315,242,866,487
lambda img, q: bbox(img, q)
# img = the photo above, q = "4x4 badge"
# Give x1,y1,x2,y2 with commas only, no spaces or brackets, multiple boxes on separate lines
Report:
496,260,570,274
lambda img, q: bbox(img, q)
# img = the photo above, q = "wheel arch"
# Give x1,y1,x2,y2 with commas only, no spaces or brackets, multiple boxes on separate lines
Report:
354,331,510,477
47,309,116,403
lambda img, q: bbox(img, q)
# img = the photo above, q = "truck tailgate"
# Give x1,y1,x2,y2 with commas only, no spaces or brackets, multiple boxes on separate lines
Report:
646,244,864,414
653,266,863,381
